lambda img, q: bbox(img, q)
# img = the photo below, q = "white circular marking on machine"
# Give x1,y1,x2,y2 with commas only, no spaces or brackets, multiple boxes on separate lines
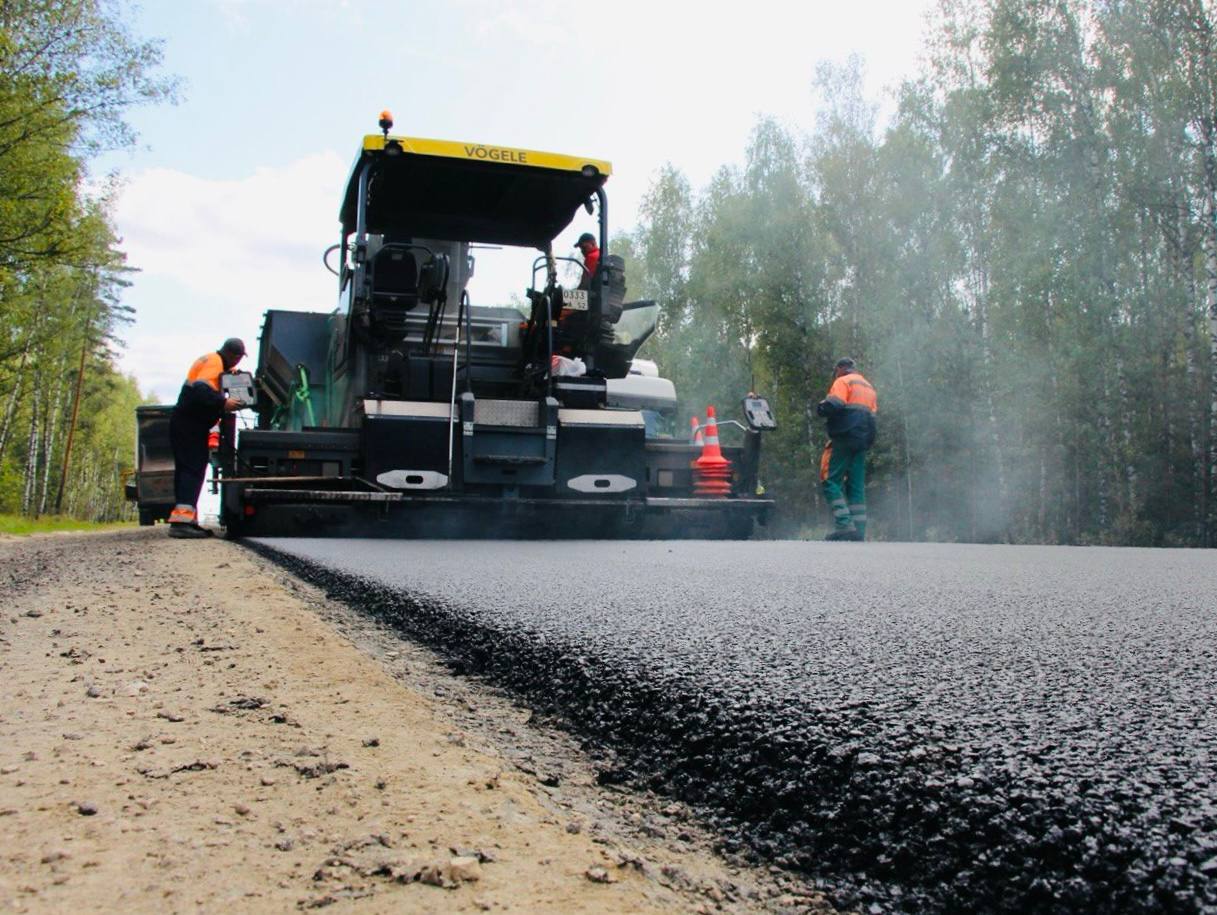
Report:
375,470,449,490
566,474,637,494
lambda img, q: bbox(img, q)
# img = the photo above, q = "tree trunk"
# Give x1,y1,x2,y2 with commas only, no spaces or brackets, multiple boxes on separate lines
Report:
1115,349,1136,524
21,377,40,516
1202,143,1217,547
974,266,1008,538
1096,366,1112,539
0,337,32,458
38,356,66,516
895,348,915,540
1209,239,1217,549
54,337,89,515
1173,197,1205,544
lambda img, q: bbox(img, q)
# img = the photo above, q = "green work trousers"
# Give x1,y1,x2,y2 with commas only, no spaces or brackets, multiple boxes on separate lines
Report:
821,443,868,537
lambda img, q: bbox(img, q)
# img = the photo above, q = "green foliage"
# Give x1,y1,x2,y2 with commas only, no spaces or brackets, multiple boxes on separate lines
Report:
0,513,133,535
0,0,173,521
624,0,1217,546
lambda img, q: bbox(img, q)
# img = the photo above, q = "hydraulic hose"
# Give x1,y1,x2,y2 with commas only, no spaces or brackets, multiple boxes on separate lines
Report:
294,365,316,429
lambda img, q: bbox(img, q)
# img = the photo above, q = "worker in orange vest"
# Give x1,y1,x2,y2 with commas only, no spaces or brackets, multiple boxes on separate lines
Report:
574,232,600,291
167,339,245,538
817,357,878,541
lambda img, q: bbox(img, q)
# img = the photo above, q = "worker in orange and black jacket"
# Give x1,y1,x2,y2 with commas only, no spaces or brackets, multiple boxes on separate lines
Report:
167,338,245,538
574,232,600,291
817,357,878,541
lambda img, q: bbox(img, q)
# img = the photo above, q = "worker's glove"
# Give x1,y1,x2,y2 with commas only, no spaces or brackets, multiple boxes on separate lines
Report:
815,399,834,417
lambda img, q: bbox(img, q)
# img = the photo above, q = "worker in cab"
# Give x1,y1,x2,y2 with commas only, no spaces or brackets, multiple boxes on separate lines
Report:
574,232,600,291
552,232,601,354
817,357,878,541
168,338,245,538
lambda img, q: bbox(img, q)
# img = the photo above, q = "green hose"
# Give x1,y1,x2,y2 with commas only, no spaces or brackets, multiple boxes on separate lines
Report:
294,365,316,428
269,366,316,430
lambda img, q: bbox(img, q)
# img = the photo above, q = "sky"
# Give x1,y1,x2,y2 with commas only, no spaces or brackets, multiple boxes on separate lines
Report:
106,0,937,401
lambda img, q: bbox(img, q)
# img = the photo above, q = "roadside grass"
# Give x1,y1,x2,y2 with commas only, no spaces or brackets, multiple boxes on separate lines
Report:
0,514,136,536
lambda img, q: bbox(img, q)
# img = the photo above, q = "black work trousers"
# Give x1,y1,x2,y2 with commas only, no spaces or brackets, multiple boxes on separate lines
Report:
170,409,211,509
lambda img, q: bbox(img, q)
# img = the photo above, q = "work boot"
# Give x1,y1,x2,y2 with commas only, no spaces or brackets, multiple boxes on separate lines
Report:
849,504,867,540
169,522,212,539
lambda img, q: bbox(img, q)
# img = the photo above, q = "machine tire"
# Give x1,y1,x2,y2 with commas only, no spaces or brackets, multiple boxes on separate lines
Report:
221,508,247,540
138,508,155,527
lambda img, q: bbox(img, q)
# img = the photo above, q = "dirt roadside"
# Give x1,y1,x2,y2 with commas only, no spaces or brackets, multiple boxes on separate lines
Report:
0,529,829,914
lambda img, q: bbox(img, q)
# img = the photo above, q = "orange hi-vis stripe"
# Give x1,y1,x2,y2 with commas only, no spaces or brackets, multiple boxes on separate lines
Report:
846,378,876,411
185,352,224,392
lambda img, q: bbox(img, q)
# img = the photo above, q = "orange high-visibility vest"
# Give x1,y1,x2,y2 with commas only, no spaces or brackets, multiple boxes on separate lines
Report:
824,372,877,413
186,352,224,392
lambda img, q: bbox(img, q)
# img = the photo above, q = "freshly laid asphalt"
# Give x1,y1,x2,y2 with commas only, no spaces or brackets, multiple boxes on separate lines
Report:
252,539,1217,913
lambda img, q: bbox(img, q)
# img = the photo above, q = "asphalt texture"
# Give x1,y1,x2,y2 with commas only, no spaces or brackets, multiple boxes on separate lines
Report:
251,539,1217,913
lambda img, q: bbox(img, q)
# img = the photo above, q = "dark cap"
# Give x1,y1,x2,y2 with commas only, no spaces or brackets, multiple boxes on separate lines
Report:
220,338,247,357
574,232,596,248
835,357,856,370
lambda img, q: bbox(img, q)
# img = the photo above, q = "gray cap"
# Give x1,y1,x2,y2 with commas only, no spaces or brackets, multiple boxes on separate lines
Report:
220,338,246,357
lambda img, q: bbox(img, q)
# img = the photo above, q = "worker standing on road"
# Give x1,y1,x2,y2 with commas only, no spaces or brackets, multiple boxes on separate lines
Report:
167,339,245,539
574,232,600,290
817,357,878,541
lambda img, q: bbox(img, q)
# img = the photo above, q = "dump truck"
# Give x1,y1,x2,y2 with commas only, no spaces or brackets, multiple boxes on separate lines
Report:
131,120,777,538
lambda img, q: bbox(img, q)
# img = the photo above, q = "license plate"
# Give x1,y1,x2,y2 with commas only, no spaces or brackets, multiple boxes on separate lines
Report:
562,289,589,311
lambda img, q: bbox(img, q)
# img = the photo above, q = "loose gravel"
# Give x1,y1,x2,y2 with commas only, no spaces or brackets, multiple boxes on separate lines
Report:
3,529,808,913
252,538,1217,914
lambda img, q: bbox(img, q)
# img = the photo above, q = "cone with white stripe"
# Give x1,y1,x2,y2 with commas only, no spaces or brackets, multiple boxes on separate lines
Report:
692,405,732,497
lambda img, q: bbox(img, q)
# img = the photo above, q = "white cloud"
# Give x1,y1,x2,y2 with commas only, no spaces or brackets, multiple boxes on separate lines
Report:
115,151,346,312
111,149,567,401
119,330,228,401
114,152,347,400
474,4,572,46
210,0,361,30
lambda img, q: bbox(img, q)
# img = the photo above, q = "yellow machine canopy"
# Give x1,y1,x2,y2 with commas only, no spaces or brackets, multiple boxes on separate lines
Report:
340,135,612,249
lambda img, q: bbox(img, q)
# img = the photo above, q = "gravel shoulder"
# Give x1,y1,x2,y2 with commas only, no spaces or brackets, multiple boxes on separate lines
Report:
0,528,826,914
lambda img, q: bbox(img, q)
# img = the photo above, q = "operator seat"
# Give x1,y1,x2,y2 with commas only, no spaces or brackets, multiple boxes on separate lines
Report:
371,245,418,305
369,243,418,340
593,254,627,325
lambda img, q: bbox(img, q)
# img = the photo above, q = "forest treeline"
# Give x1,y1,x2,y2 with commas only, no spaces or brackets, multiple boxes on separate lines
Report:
0,1,173,520
5,0,1215,545
620,0,1217,546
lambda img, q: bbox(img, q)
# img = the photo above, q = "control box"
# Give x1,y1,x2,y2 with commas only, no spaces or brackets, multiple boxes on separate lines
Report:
742,395,777,431
222,371,257,408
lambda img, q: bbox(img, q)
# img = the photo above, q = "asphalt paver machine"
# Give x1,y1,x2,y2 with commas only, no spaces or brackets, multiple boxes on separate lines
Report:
144,121,777,537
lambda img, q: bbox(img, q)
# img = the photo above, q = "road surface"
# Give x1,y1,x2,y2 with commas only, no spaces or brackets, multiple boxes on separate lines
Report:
253,538,1217,913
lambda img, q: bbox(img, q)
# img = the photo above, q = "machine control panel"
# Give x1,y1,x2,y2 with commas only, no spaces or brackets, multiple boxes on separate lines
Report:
222,371,258,408
742,395,776,431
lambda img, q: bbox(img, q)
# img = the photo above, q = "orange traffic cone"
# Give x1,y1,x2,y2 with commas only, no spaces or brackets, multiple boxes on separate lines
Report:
692,405,732,497
689,416,704,447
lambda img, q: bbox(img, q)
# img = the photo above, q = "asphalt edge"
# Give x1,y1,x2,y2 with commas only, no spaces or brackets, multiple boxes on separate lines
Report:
244,540,1180,914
